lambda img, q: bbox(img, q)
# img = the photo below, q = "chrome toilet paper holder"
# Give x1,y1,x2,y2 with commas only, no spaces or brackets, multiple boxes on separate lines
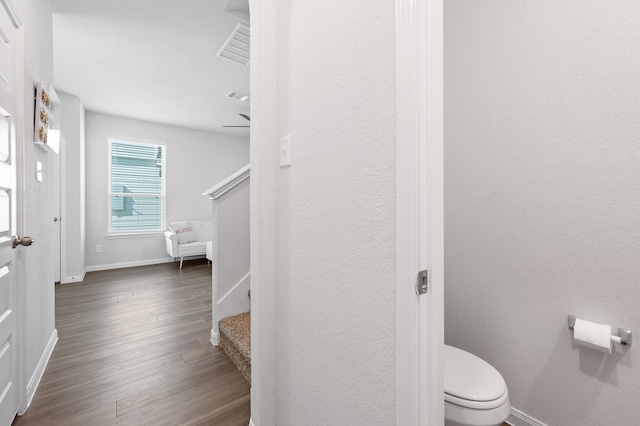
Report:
568,315,632,347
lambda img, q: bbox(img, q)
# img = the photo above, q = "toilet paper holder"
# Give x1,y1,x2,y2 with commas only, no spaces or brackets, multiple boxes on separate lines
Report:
568,315,632,347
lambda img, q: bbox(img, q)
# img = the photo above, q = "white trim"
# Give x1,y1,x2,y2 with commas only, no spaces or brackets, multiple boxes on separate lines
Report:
210,328,220,346
83,257,174,273
107,138,167,234
249,0,278,423
61,270,87,284
19,329,58,414
0,0,22,28
507,408,550,426
218,271,250,305
202,164,250,199
421,0,445,425
396,0,421,418
104,230,165,239
396,0,444,424
60,137,67,283
249,418,255,426
217,272,250,322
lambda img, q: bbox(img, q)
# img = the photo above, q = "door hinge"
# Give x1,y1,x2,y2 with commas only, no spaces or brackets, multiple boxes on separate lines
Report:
416,270,428,295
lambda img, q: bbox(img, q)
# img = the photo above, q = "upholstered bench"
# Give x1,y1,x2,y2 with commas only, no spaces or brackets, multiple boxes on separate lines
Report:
164,220,212,269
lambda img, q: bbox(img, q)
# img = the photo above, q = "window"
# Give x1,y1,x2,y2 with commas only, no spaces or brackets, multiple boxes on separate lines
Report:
108,139,166,233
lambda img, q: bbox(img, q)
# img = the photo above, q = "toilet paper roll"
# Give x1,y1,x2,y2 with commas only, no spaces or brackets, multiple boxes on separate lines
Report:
573,318,612,354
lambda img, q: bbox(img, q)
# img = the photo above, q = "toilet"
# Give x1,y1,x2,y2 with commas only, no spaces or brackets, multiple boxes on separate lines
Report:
444,345,511,426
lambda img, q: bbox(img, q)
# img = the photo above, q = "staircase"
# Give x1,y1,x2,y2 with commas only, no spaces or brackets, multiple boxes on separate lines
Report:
203,165,252,383
219,312,251,383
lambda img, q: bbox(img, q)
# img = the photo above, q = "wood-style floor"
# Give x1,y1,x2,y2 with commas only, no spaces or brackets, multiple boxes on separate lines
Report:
12,259,250,426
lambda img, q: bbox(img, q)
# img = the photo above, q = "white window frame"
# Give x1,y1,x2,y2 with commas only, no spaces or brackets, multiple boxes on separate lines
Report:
107,138,166,237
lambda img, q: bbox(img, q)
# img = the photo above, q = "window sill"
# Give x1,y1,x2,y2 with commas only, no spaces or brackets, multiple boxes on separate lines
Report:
105,231,165,239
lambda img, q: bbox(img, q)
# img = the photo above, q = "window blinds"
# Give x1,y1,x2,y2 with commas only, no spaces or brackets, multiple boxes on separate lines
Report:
110,140,165,232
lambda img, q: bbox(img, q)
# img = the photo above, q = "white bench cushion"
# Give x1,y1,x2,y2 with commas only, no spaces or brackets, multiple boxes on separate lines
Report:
177,241,208,256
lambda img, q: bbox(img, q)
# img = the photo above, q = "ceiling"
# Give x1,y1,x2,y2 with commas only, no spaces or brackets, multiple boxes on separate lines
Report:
50,0,250,135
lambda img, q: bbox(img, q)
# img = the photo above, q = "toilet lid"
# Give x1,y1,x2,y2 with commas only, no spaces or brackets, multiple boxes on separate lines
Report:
444,345,507,409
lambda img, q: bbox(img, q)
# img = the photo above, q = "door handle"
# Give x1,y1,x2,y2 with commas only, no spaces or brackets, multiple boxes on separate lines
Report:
12,236,34,249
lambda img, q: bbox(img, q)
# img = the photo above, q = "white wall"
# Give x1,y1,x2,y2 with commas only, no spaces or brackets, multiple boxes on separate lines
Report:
251,0,397,424
57,91,85,282
15,0,56,402
445,2,640,425
214,178,250,318
84,111,249,270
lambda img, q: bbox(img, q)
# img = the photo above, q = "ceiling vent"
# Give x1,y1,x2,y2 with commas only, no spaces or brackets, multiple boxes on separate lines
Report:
217,23,250,66
226,90,250,102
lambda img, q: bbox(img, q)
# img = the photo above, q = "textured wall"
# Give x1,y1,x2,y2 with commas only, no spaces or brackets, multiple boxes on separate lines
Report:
444,1,640,425
84,111,249,269
16,0,56,386
267,0,397,424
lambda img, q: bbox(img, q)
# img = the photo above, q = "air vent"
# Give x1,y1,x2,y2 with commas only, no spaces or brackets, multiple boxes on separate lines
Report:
226,90,250,102
217,23,250,66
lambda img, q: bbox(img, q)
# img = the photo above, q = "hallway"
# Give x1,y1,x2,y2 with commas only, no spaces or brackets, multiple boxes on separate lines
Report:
12,260,250,426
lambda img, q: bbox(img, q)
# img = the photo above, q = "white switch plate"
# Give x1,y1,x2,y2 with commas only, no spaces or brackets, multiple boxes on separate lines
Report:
36,161,43,182
96,244,103,253
280,135,292,167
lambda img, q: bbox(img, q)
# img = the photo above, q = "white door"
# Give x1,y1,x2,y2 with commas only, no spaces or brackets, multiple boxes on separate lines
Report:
0,2,21,424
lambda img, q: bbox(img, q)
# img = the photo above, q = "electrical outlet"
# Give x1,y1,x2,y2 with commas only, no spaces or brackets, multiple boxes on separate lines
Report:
96,244,103,253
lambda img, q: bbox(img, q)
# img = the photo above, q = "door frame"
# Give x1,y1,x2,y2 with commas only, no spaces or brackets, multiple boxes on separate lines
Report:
396,0,444,424
248,0,278,424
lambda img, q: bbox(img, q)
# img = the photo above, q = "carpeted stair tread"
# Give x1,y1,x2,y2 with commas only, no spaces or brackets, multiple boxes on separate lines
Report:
219,312,251,361
220,331,251,383
219,311,251,383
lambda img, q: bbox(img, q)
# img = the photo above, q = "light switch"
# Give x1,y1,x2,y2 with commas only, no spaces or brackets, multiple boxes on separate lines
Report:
36,161,43,182
280,135,291,168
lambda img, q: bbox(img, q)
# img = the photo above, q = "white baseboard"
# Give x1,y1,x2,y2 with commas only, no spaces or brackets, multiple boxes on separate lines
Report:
63,257,196,282
507,407,549,426
249,418,255,426
84,257,175,273
20,329,58,414
210,329,220,346
61,269,86,284
218,272,251,319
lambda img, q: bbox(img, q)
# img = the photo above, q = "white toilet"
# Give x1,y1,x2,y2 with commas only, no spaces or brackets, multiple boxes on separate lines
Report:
444,345,511,426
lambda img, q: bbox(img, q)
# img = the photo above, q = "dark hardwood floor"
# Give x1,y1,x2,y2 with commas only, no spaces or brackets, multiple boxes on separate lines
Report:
13,259,250,426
